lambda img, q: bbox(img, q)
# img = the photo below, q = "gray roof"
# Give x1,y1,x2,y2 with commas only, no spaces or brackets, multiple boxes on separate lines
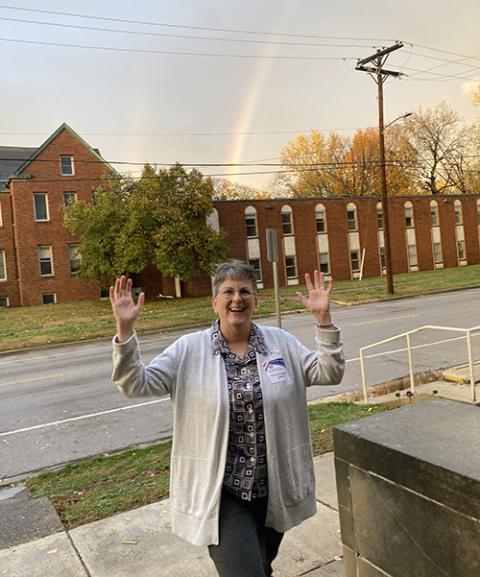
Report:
0,146,37,185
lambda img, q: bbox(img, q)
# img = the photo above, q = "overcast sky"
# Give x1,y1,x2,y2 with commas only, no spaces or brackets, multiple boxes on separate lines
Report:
3,0,480,188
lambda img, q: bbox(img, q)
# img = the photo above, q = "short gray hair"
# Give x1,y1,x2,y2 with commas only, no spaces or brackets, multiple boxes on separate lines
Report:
212,259,257,296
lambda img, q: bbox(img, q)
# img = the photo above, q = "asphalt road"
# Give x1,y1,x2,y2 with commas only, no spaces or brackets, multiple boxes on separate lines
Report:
1,287,479,480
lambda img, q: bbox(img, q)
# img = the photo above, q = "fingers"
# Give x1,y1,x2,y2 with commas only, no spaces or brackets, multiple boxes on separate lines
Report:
305,272,313,292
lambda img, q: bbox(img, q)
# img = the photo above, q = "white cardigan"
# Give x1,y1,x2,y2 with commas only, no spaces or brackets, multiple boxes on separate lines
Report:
112,323,344,546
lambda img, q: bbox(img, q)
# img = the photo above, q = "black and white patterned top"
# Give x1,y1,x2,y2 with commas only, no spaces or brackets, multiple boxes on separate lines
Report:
211,319,269,501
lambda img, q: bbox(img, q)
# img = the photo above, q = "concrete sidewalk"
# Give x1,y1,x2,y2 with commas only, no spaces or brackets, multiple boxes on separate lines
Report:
0,453,344,577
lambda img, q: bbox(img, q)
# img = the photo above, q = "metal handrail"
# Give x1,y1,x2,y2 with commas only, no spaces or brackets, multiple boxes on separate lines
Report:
359,325,480,404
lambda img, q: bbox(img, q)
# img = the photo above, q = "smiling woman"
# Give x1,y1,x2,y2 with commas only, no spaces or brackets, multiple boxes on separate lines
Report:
109,258,345,577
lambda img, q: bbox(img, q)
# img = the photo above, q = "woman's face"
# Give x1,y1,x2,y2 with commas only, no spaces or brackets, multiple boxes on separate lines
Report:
211,277,257,333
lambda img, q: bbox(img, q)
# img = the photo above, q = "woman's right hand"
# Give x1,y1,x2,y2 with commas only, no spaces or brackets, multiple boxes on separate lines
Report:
109,275,145,343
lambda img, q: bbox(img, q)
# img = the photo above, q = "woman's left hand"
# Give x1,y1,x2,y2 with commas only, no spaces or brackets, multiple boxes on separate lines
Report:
296,270,333,326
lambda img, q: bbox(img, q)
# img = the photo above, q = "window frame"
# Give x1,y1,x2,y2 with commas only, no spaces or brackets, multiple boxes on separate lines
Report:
34,192,49,222
60,155,75,176
347,203,358,232
68,244,82,275
42,293,57,305
433,242,443,265
0,201,3,227
404,201,414,229
315,204,327,233
285,255,297,279
407,243,418,267
350,249,360,273
454,200,463,225
0,249,6,281
319,251,329,274
430,200,439,227
248,258,262,283
281,205,294,236
63,192,77,207
376,202,384,230
38,245,54,277
244,207,258,238
457,239,466,261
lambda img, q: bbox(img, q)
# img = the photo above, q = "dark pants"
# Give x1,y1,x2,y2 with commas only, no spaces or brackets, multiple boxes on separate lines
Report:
208,490,284,577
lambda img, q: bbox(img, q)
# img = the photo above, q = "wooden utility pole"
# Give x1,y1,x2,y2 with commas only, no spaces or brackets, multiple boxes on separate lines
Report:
356,42,404,295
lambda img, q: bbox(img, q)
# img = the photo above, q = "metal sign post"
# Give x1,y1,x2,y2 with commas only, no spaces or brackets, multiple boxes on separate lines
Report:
266,228,281,328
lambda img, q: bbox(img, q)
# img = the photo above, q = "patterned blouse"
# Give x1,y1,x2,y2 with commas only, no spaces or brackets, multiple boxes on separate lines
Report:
211,320,269,501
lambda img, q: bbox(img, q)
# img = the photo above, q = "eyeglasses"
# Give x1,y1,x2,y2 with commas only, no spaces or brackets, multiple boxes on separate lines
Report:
217,288,255,299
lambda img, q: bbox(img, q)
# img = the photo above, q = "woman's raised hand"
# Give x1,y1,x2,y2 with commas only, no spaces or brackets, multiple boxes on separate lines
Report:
109,276,145,343
296,270,333,327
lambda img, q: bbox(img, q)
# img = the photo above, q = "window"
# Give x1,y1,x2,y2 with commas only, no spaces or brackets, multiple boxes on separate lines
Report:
405,202,414,228
376,203,383,230
408,244,417,267
0,250,6,280
0,202,3,227
42,293,57,305
68,244,82,274
347,203,358,232
319,252,329,274
379,246,385,269
60,155,74,176
249,258,262,282
38,245,54,276
457,240,466,261
34,192,49,221
350,249,360,273
0,296,9,307
433,242,443,264
454,200,463,225
430,201,439,227
63,192,77,207
285,255,297,279
245,206,257,238
281,205,293,235
316,204,327,233
477,200,480,225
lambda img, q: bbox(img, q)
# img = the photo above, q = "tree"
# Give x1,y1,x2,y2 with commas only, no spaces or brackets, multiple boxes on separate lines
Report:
212,178,273,200
64,165,227,293
276,131,351,197
64,178,130,285
402,102,463,194
276,127,419,197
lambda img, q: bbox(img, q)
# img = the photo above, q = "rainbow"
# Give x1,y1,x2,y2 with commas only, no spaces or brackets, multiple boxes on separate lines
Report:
226,37,279,182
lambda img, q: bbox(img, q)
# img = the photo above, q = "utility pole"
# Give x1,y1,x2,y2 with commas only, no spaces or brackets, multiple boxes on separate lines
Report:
356,42,404,295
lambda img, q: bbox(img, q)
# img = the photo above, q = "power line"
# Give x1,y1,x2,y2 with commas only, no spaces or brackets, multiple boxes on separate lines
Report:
0,4,397,43
0,16,381,50
0,36,357,61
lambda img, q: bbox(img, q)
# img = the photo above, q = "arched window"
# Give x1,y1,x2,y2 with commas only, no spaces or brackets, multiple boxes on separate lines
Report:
430,200,439,227
477,199,480,225
404,201,414,228
244,206,257,238
347,203,358,232
315,203,327,233
281,205,293,235
454,199,463,225
376,202,383,230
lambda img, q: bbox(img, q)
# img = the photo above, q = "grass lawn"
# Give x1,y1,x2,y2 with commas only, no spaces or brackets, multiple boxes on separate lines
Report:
25,402,386,530
1,264,479,352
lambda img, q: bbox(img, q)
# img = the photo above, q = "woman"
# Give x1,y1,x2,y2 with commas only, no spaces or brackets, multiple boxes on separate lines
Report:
110,259,344,577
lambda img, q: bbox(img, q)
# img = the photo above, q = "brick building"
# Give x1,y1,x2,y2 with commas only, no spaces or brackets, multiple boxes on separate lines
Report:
212,195,480,291
1,124,479,306
0,123,113,306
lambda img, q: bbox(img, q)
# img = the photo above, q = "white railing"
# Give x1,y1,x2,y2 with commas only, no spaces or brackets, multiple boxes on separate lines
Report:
359,325,480,404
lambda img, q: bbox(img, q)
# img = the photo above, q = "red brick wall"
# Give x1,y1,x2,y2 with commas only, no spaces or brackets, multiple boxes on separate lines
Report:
10,128,109,306
0,192,20,306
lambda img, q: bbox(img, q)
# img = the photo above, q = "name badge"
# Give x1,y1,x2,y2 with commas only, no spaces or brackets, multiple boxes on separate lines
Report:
263,355,289,384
